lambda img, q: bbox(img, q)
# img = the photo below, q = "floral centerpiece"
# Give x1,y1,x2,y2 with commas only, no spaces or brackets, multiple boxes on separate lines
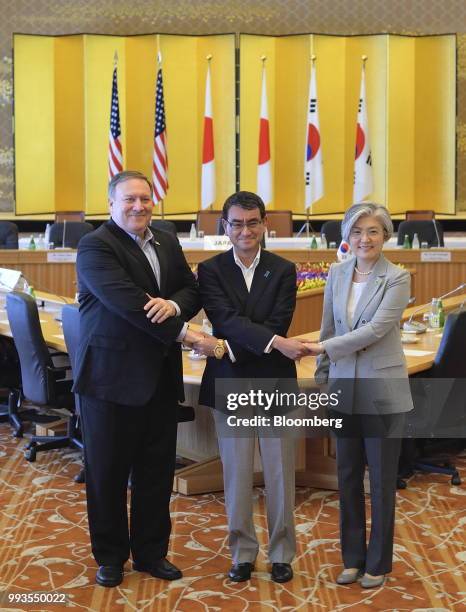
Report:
296,262,330,293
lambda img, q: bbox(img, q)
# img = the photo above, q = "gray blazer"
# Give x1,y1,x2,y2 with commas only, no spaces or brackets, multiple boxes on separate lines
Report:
315,255,414,415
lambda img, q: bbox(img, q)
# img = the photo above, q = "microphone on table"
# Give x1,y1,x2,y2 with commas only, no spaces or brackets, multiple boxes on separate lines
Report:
403,282,466,333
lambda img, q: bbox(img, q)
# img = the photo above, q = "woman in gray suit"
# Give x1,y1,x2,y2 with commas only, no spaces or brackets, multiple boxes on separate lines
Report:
307,203,413,588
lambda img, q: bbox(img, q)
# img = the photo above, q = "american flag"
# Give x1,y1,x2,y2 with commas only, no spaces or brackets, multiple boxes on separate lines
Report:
108,65,123,178
152,68,168,203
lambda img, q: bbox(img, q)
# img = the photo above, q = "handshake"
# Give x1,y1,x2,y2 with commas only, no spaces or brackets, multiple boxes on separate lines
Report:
144,296,324,361
183,328,221,357
184,329,324,362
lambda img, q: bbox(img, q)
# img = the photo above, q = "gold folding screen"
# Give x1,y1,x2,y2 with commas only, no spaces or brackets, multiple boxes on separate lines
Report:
14,33,455,216
240,33,455,215
14,33,236,215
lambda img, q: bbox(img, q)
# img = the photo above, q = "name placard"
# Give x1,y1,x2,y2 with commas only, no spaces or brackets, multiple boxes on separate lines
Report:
203,235,232,250
47,251,77,263
420,251,451,262
0,268,22,291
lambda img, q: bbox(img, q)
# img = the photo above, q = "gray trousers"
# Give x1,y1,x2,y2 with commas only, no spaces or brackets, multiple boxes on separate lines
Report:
213,409,296,564
336,435,402,575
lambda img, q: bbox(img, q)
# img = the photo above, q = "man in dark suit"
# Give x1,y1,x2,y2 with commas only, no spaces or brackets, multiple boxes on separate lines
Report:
74,170,204,588
197,191,310,584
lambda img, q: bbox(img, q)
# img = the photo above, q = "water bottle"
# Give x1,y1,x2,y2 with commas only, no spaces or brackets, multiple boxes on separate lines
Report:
412,233,420,249
189,223,197,240
28,235,36,250
429,298,440,328
44,223,51,246
402,234,411,249
320,233,328,249
438,299,445,328
310,235,318,249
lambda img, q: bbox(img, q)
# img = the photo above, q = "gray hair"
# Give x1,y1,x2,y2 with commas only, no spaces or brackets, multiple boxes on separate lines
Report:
108,170,152,200
341,202,393,242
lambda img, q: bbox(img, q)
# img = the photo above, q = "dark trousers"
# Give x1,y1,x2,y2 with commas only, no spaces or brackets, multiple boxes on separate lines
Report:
334,413,404,576
79,378,178,567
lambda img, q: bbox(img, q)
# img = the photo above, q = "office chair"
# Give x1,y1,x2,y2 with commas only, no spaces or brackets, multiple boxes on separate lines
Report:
196,210,222,235
151,219,177,237
399,309,466,487
405,210,435,221
62,304,85,483
320,220,342,247
0,221,19,249
0,331,59,438
49,221,94,248
6,292,81,465
397,220,444,247
55,211,86,223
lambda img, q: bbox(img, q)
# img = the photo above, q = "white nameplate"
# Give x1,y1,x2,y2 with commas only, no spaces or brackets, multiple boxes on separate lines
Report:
203,235,232,250
47,251,77,263
420,251,451,262
0,267,22,291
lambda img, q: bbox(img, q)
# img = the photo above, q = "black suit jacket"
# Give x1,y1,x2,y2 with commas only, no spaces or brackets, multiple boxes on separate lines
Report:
73,220,200,406
198,248,297,409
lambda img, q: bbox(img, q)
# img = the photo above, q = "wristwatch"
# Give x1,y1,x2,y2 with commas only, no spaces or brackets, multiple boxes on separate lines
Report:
213,339,226,360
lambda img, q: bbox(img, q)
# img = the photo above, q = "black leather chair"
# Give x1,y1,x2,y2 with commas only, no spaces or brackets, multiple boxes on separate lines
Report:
320,220,342,247
405,210,435,221
6,292,81,464
151,219,177,237
0,221,19,249
399,309,466,487
49,222,94,248
397,220,444,247
0,335,24,436
62,304,85,482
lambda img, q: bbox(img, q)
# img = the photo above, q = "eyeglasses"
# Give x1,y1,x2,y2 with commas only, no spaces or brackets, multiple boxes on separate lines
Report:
349,228,383,239
224,219,263,231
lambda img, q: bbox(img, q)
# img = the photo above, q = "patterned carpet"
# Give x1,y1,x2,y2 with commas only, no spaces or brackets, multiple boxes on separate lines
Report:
0,423,465,612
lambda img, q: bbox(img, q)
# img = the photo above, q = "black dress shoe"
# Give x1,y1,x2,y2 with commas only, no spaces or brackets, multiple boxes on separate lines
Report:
133,558,182,581
96,565,123,588
228,562,254,582
271,563,293,583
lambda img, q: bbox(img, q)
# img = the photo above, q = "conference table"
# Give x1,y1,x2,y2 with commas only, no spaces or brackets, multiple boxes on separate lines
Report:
0,290,463,495
2,244,466,309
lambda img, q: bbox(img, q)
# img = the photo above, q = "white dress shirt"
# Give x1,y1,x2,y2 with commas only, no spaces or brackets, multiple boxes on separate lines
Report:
125,226,187,340
226,247,276,362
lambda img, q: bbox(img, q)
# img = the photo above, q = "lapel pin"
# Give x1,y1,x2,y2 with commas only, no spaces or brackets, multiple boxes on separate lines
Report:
153,240,161,246
264,270,270,278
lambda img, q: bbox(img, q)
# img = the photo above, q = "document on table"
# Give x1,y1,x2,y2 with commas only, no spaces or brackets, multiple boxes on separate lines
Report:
403,349,435,357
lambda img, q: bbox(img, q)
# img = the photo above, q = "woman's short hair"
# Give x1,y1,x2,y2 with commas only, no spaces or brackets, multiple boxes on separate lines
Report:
341,203,393,242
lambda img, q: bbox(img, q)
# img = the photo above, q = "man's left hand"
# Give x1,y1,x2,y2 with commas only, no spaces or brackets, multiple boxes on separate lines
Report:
144,296,176,323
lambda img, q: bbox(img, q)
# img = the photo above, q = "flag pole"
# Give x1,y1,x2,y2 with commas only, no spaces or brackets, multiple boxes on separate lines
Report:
207,54,213,212
157,43,165,219
306,54,317,238
299,53,317,239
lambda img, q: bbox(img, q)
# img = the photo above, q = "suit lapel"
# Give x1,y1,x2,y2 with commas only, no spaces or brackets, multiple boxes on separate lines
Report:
335,258,355,331
105,220,160,295
149,228,167,296
220,249,249,306
351,255,388,329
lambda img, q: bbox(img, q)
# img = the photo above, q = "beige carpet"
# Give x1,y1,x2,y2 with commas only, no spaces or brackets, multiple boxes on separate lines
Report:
0,425,465,611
